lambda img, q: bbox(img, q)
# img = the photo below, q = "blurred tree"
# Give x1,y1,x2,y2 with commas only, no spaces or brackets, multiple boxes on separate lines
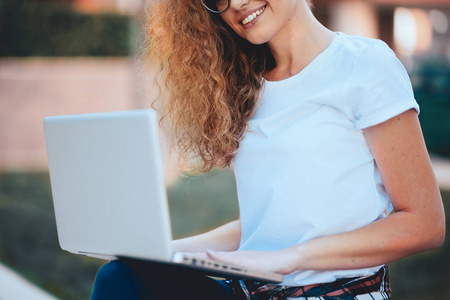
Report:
6,0,75,3
0,0,132,57
412,59,450,157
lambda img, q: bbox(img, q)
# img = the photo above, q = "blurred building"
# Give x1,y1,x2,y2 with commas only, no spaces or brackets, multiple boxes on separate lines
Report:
314,0,450,64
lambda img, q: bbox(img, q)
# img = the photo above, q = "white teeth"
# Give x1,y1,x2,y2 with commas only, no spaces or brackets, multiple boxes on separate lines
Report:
241,7,265,25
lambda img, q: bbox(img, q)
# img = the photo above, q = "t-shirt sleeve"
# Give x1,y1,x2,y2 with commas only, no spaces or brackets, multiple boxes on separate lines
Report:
345,40,419,129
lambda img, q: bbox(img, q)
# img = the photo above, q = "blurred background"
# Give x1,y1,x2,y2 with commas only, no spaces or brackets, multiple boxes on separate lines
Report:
0,0,449,299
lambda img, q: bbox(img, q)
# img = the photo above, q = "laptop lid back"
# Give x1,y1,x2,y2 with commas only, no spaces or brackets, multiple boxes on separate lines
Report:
44,110,173,261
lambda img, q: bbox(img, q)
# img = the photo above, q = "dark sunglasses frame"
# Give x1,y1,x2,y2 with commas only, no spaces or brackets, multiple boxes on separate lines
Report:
201,0,230,14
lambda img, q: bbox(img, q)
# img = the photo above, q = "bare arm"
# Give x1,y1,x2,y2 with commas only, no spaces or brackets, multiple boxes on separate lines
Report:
207,110,446,274
172,219,241,253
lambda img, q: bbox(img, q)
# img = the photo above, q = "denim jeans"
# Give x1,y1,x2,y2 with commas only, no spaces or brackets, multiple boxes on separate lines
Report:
90,258,235,300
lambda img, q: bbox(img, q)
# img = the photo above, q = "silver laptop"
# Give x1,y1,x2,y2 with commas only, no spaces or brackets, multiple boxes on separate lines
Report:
44,109,283,283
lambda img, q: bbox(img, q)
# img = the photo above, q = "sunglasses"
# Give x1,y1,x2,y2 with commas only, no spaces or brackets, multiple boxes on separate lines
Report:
202,0,230,14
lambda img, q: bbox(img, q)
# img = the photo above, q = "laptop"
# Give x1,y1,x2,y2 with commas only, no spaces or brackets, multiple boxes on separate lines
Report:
44,109,283,283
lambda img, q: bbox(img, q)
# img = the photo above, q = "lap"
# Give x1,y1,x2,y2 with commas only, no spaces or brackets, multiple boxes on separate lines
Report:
91,260,390,300
90,258,235,300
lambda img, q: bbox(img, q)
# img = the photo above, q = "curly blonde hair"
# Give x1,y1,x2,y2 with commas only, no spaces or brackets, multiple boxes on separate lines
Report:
144,0,276,172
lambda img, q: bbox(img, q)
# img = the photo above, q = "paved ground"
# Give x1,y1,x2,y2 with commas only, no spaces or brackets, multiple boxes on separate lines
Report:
0,263,59,300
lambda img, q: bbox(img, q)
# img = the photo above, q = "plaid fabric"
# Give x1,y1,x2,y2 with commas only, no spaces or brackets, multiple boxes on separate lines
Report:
225,266,391,300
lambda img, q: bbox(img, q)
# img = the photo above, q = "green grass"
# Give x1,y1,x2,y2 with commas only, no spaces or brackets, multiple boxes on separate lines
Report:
167,168,239,239
0,170,448,299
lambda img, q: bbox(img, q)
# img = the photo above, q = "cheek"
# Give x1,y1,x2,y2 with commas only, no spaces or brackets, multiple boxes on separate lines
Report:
220,13,234,29
220,15,244,37
216,0,229,11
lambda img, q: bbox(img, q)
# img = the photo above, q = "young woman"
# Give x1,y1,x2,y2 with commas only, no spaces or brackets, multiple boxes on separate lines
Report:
90,0,445,299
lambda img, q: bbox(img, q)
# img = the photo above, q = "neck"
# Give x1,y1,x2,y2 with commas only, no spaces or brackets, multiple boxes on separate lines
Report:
265,1,336,81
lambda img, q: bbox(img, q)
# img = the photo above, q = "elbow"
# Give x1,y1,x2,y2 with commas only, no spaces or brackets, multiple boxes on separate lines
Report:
419,193,446,250
432,203,446,249
424,214,446,250
431,218,446,249
406,211,446,253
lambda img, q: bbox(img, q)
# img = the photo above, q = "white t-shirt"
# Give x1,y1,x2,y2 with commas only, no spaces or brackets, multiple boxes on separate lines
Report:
232,33,419,286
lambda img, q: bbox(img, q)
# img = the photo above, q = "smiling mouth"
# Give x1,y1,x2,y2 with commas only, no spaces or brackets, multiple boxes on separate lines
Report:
241,6,266,26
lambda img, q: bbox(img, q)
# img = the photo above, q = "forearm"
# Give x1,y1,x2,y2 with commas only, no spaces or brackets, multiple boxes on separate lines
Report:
205,203,445,276
290,209,445,272
172,219,241,253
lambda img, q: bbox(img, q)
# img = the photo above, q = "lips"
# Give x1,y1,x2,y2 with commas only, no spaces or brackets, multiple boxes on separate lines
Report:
240,5,266,26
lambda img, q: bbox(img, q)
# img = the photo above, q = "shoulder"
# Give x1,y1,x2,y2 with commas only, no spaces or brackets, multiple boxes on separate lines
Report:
334,33,410,85
337,34,418,129
335,33,393,59
332,33,402,75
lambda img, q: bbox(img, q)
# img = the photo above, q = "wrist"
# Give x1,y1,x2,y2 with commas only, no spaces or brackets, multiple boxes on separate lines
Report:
279,243,307,275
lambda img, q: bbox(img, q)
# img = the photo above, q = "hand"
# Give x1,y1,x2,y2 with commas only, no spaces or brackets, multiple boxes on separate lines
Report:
206,248,297,275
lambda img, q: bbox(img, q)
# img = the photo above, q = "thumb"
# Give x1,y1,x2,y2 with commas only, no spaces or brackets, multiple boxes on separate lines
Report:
206,249,219,259
206,249,236,265
206,249,230,262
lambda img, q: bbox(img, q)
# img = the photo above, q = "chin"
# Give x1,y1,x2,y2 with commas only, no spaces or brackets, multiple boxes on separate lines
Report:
244,34,271,45
243,29,274,45
247,39,267,45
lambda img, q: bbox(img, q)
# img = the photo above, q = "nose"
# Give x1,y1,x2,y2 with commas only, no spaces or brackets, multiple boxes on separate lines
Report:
229,0,250,11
